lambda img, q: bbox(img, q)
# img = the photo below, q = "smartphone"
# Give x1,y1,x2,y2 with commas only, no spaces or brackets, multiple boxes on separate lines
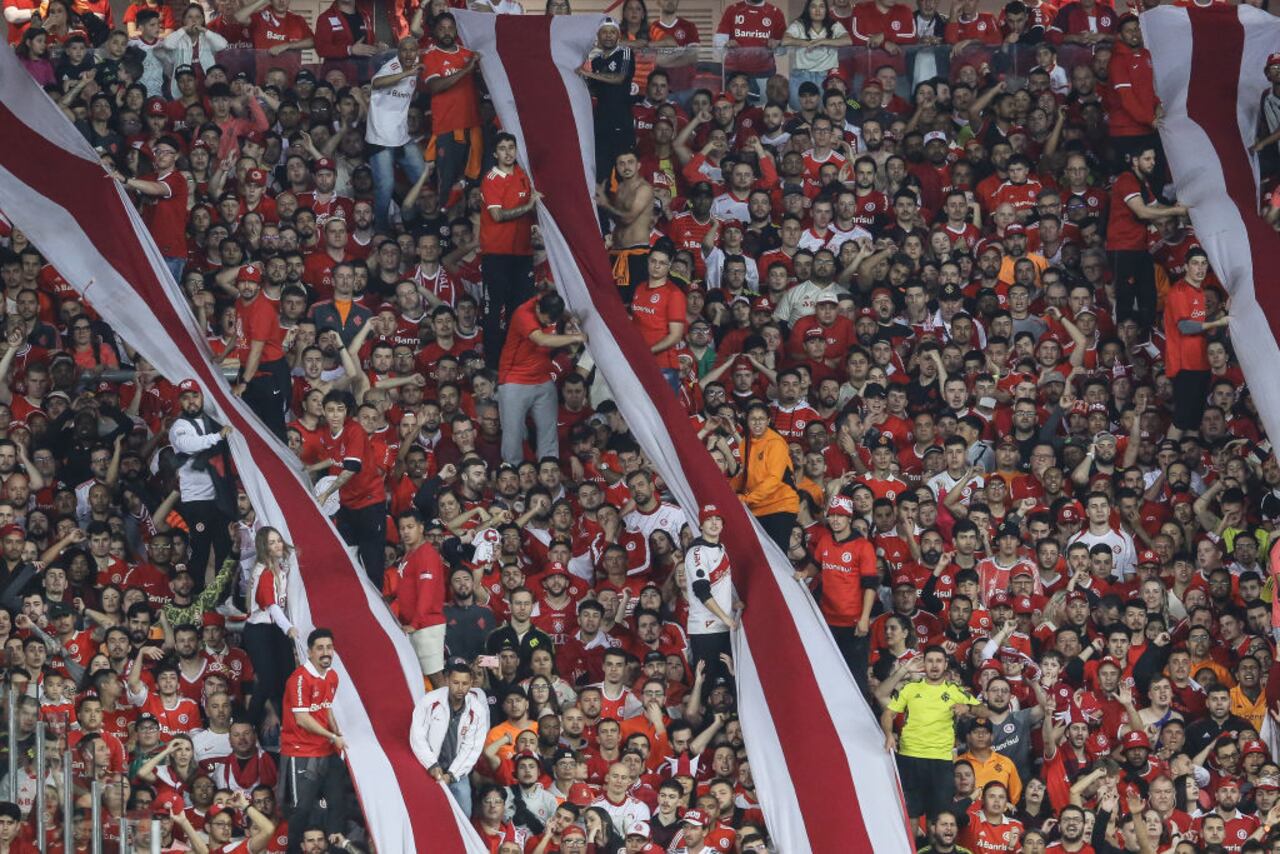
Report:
477,655,500,668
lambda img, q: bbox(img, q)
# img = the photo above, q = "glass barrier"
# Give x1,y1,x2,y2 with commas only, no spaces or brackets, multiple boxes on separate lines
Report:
180,41,1086,102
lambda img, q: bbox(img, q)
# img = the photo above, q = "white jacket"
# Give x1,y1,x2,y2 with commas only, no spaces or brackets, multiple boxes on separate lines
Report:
409,686,488,780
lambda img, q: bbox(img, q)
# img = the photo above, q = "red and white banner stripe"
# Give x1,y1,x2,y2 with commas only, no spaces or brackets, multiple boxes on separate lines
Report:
454,12,913,852
1144,5,1280,444
0,45,483,854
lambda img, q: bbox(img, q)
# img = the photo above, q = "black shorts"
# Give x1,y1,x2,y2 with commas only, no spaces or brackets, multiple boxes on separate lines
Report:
895,754,955,820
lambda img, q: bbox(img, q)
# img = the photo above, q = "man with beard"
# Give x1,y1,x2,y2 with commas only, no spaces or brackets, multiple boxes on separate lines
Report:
443,565,496,662
204,719,279,796
169,379,235,591
173,623,212,702
281,629,344,852
598,150,655,304
983,676,1047,785
227,264,288,439
409,658,489,817
917,810,965,854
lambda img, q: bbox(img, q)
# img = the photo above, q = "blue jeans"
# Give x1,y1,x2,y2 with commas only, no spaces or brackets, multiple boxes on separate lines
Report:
447,775,471,817
370,142,426,231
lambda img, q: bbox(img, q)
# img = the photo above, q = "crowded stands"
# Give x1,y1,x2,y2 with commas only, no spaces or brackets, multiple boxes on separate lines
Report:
0,0,1275,850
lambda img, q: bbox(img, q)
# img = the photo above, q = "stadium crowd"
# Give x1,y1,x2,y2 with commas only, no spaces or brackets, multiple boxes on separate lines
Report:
0,0,1277,850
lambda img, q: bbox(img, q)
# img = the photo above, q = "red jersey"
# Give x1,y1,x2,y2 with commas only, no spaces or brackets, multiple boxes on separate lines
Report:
849,0,917,45
1162,280,1209,376
480,166,534,256
420,44,481,133
319,420,386,510
135,690,201,739
234,293,285,372
715,1,785,74
630,282,687,370
1105,171,1153,251
282,662,339,758
246,6,313,50
396,541,447,631
498,298,556,385
140,171,190,259
945,12,1002,44
810,530,878,626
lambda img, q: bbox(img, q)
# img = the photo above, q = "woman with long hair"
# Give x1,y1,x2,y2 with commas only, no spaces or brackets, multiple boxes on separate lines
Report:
781,0,848,108
136,733,199,805
244,527,298,729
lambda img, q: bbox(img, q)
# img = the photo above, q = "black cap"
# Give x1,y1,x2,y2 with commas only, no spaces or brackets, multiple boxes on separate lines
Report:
940,283,964,301
48,602,73,619
643,651,666,664
798,81,821,96
444,657,470,674
996,523,1022,541
296,69,317,82
689,182,714,197
206,82,233,99
0,802,19,822
862,382,886,399
968,718,993,733
552,747,577,764
174,64,195,78
503,686,529,702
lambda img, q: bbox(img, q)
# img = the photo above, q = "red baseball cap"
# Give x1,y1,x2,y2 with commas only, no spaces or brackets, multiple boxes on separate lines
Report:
1137,549,1161,566
1057,503,1084,524
313,157,336,173
891,571,915,589
1244,739,1269,756
989,591,1011,607
698,504,723,524
804,328,825,340
1269,53,1280,69
245,168,268,187
1013,595,1034,614
567,783,594,806
238,264,262,283
1004,223,1026,236
0,525,23,541
681,809,709,828
544,561,570,578
178,379,201,395
201,612,226,628
145,97,167,117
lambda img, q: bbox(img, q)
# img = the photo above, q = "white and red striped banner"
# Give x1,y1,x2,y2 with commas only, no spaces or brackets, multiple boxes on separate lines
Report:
1144,5,1280,444
454,12,913,852
0,44,483,854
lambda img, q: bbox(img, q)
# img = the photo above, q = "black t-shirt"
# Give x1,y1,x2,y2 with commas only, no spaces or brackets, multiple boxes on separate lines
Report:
590,47,635,124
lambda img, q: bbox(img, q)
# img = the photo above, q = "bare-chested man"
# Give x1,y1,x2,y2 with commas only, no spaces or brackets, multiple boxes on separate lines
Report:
596,149,654,304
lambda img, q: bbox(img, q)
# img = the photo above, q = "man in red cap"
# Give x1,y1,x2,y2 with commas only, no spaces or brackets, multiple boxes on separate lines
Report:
684,503,737,690
226,263,288,439
796,494,878,694
169,378,235,588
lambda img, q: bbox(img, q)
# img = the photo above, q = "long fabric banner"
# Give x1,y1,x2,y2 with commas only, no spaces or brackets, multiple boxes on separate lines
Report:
1144,5,1280,445
454,11,913,853
0,43,483,854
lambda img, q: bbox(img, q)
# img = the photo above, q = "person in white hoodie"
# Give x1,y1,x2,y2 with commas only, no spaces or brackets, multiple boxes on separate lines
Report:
410,658,489,817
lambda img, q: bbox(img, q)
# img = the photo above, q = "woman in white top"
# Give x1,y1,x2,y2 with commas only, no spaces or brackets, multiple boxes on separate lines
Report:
781,0,849,109
157,4,229,98
243,527,298,731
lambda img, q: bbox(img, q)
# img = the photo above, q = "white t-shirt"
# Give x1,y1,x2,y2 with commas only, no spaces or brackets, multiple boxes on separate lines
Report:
1069,527,1138,579
366,56,417,148
685,541,733,635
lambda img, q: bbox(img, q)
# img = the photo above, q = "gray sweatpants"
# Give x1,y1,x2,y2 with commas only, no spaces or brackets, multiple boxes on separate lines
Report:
497,381,559,464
